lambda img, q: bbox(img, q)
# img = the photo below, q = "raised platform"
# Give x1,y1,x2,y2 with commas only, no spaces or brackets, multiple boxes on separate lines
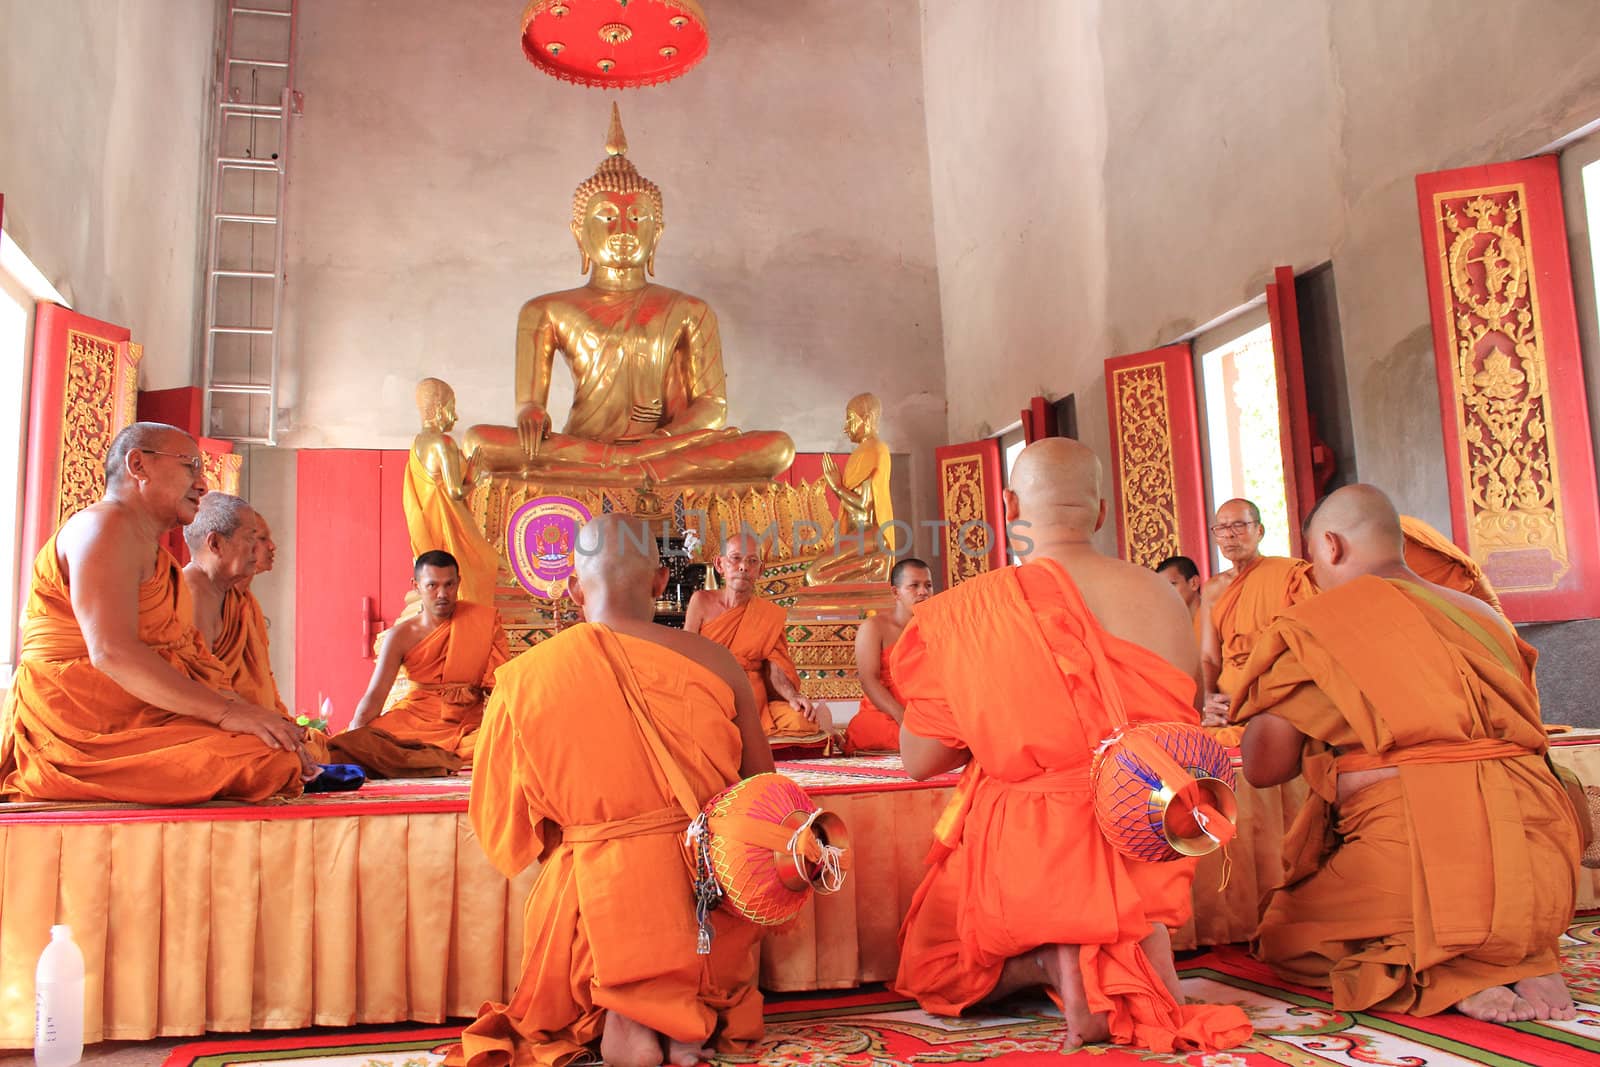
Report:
2,739,1597,1047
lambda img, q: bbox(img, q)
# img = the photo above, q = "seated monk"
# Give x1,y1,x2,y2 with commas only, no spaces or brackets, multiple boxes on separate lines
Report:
1199,498,1315,733
893,439,1250,1053
0,422,314,803
1399,514,1505,616
685,535,833,740
448,515,774,1067
182,500,334,762
1154,554,1202,639
1236,484,1581,1023
345,550,510,771
844,556,934,755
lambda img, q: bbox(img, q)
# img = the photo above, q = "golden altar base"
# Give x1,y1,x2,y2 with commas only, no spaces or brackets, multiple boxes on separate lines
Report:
470,472,847,651
785,584,896,702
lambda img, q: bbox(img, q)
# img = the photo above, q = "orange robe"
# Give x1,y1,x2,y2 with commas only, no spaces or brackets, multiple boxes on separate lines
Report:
402,450,500,606
213,586,332,763
1212,555,1315,697
0,536,304,804
1234,576,1580,1014
891,560,1251,1053
449,624,763,1067
370,601,509,763
699,598,814,738
1399,514,1505,616
845,647,901,754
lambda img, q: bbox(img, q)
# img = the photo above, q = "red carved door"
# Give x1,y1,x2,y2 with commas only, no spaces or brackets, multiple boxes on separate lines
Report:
293,449,414,728
1416,155,1600,622
934,439,1006,589
1104,343,1210,576
18,304,140,627
1265,266,1316,556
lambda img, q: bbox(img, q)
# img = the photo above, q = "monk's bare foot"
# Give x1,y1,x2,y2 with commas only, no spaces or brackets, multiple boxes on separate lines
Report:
1513,973,1578,1021
986,950,1049,1003
665,1038,711,1066
1140,925,1184,1003
1039,943,1110,1047
1456,985,1535,1023
600,1010,664,1067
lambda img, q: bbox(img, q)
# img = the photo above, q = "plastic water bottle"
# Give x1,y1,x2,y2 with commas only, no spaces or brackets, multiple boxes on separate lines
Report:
34,925,83,1067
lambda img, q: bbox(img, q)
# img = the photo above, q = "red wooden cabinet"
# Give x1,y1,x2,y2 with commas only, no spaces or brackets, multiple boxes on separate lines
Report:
293,449,414,729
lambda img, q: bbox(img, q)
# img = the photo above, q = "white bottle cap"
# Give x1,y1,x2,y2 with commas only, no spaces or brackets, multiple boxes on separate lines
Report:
50,925,71,938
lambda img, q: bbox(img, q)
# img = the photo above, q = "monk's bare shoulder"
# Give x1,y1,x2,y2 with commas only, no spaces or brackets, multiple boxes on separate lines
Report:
55,501,147,582
1199,570,1233,602
1067,554,1197,670
384,614,430,656
857,613,887,646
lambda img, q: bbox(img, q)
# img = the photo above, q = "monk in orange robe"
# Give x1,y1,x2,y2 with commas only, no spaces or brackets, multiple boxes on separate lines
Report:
893,439,1251,1053
345,549,510,768
181,494,333,763
0,423,313,803
1236,484,1580,1023
844,556,934,754
1199,498,1315,736
1399,514,1505,615
449,515,775,1067
686,535,832,739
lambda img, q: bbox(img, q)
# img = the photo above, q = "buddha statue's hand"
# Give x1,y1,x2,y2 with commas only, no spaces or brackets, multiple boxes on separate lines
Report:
517,403,552,457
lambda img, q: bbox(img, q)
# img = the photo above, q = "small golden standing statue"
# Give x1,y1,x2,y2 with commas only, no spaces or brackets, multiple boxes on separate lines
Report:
805,393,895,586
405,378,500,606
464,104,794,486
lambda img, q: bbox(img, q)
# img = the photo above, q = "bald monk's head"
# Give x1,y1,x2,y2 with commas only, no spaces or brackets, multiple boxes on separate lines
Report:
183,493,260,589
714,533,766,598
104,421,209,526
570,514,668,620
1003,438,1107,545
1302,483,1408,591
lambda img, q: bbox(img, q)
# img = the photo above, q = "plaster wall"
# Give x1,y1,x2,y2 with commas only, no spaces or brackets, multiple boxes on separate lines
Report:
0,0,215,389
277,0,944,470
922,0,1600,536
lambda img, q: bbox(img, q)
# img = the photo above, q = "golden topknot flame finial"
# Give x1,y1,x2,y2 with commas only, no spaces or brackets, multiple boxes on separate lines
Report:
605,101,628,157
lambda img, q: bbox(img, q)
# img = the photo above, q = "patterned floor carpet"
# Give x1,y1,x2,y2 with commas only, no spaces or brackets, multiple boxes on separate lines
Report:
160,915,1600,1067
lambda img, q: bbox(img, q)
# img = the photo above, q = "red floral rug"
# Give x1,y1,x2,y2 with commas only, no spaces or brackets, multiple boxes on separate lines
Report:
162,916,1600,1066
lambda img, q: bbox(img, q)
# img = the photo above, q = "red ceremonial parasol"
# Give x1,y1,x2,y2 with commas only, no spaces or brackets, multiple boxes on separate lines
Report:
520,0,710,89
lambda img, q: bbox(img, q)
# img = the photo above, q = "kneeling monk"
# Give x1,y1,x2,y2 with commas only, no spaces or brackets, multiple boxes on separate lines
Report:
346,550,509,768
449,515,775,1067
1,423,313,803
1237,484,1580,1023
844,556,934,754
686,535,832,740
893,439,1251,1053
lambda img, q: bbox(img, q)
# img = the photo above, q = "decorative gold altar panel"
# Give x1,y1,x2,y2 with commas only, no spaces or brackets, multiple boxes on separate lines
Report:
1416,156,1600,621
200,438,241,495
933,439,1005,589
19,305,139,610
1104,345,1210,572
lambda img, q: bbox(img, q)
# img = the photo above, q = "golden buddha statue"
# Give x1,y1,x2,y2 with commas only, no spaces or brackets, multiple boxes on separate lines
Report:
404,377,500,605
805,393,895,586
463,105,794,487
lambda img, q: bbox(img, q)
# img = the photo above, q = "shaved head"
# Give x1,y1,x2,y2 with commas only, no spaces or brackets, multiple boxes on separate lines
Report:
574,514,662,598
1006,437,1105,537
1303,483,1407,589
104,422,192,486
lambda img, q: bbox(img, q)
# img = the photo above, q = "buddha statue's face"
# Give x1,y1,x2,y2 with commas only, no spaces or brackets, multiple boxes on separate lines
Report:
573,190,660,271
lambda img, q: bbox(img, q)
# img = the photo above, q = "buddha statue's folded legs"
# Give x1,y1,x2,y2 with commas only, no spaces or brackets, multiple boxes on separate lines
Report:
463,424,795,487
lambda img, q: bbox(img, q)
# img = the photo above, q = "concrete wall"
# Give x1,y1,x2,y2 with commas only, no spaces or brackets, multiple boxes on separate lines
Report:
922,0,1600,536
0,0,216,389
